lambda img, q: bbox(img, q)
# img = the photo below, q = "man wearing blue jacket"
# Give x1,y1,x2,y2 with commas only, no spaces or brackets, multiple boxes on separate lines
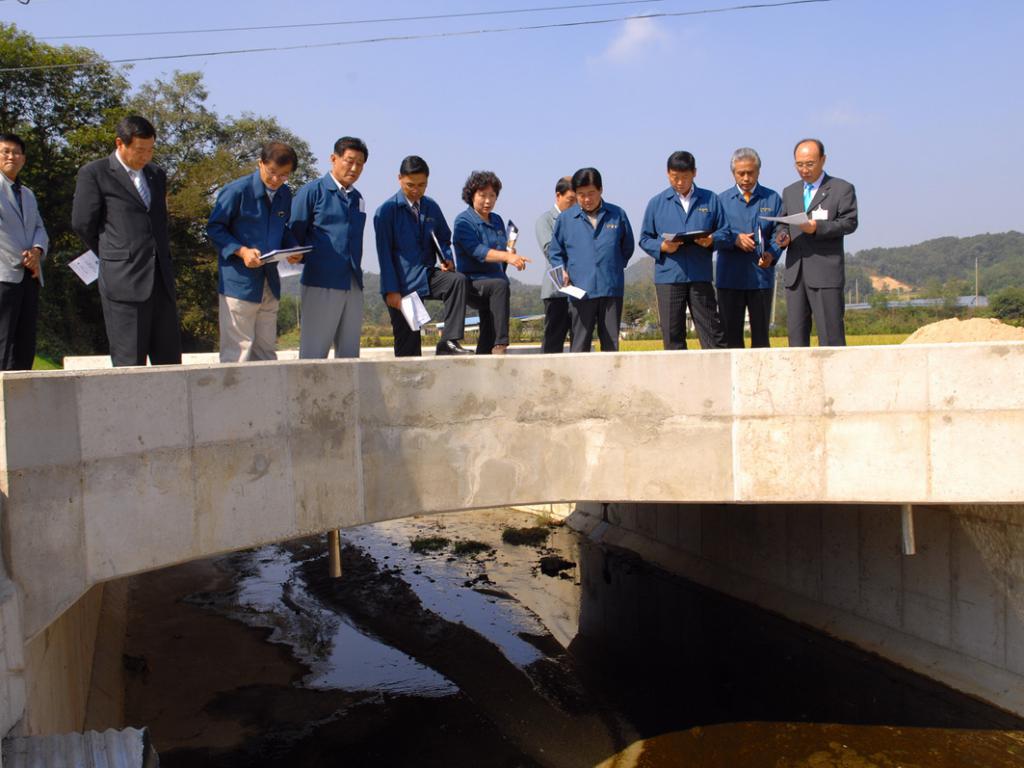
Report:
375,155,470,357
290,136,368,359
207,141,300,362
639,151,730,350
716,147,783,348
547,167,634,353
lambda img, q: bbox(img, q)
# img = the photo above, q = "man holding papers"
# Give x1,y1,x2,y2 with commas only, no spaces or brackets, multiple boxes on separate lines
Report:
534,176,576,353
72,116,182,366
716,147,783,348
374,155,470,357
206,141,301,362
290,137,369,359
775,138,858,347
547,167,634,353
639,151,730,350
0,133,48,371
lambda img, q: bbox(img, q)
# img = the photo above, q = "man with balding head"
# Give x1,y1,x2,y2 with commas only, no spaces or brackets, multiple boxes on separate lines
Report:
775,138,858,347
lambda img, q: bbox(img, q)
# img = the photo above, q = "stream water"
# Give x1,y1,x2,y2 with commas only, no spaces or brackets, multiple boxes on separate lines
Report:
122,508,1024,767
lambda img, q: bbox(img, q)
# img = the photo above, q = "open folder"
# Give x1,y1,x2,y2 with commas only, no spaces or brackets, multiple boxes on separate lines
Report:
400,292,432,332
661,230,711,246
547,266,587,300
258,246,313,263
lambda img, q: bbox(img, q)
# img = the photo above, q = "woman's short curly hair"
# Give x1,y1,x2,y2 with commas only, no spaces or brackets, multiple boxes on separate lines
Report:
461,170,502,205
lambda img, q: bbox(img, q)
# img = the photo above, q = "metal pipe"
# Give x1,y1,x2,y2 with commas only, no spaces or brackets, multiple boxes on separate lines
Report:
901,504,916,556
328,530,343,578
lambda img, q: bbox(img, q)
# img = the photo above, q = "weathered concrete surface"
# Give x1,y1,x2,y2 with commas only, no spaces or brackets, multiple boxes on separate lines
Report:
1,342,1024,733
570,501,1024,718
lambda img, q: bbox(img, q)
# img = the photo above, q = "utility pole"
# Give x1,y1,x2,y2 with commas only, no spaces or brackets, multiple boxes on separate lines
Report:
975,255,979,308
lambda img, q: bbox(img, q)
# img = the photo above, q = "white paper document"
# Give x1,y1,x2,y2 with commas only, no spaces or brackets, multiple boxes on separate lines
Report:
400,292,432,332
277,259,303,278
760,212,810,225
69,250,100,285
258,245,313,263
547,266,587,299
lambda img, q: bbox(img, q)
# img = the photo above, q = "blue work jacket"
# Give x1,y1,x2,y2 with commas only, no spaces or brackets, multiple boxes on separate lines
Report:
290,173,366,291
453,207,509,282
374,192,453,298
638,185,730,284
207,170,297,302
715,184,783,290
548,202,634,299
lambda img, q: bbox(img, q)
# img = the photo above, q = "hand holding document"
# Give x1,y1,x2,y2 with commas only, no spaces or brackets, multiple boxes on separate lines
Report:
547,266,587,300
258,246,313,263
760,212,809,225
506,220,519,251
400,292,432,332
69,250,100,285
661,230,711,245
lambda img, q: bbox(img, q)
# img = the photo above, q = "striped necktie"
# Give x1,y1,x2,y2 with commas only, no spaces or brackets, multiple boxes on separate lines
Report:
132,170,151,209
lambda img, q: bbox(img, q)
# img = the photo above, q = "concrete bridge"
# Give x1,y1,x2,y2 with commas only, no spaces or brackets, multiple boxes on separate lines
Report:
1,342,1023,739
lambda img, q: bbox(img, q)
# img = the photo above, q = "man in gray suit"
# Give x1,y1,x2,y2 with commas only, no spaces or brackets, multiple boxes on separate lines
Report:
72,115,182,366
0,133,48,370
776,138,858,346
534,176,576,353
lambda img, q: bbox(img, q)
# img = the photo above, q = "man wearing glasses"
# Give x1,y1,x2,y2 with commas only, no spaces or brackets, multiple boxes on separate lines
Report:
0,133,48,370
290,137,369,359
775,138,858,347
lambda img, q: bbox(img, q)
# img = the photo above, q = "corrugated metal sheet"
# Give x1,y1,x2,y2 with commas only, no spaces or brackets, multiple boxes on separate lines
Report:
2,727,158,768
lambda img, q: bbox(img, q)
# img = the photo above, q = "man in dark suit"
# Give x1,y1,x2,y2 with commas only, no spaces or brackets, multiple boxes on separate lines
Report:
776,138,858,347
72,115,182,366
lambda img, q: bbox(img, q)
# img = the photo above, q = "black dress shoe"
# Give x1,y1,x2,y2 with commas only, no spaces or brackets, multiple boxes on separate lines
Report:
435,339,472,356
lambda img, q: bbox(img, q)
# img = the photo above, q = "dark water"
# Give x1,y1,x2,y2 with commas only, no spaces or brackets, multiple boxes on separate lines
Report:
125,509,1024,767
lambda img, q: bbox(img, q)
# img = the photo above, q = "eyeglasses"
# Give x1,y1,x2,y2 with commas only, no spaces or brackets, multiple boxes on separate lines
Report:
794,161,820,169
0,149,24,158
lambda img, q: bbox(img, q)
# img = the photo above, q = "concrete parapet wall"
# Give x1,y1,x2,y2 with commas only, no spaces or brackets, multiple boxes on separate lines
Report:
570,501,1024,716
1,342,1024,732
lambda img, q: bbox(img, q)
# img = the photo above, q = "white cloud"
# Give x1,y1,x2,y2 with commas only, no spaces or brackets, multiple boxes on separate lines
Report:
601,17,668,62
817,102,880,127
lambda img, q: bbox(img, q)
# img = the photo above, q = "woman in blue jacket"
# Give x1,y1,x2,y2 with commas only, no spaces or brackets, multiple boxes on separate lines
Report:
452,170,529,354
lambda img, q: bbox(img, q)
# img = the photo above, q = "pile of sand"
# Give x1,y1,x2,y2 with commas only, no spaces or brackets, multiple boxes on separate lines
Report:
902,317,1024,344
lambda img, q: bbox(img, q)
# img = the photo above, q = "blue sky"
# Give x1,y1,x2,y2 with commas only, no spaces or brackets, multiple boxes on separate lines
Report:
7,0,1023,284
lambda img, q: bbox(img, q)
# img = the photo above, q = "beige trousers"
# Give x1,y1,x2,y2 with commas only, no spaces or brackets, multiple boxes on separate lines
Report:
219,279,279,362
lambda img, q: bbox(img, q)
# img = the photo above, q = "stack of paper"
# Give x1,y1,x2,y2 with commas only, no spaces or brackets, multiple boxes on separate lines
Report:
401,292,432,331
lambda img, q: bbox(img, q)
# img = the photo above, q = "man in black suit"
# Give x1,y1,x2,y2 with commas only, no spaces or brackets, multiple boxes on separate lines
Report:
776,138,858,347
72,115,182,366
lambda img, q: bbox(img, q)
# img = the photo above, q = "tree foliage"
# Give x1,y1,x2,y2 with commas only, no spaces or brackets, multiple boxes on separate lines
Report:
1,26,317,357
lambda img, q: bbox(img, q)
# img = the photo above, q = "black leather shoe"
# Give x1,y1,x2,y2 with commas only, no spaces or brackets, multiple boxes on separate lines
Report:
435,339,472,356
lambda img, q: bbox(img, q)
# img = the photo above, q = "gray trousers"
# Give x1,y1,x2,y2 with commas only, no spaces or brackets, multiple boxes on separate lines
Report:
299,284,363,359
786,272,845,347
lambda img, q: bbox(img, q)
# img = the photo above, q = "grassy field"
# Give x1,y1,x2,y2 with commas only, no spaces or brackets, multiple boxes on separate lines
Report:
618,334,909,351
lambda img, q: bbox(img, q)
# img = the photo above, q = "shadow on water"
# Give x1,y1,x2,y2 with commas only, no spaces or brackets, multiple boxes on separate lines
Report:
124,509,1024,768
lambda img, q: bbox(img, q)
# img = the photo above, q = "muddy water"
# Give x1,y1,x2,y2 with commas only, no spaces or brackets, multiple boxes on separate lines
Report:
123,509,1024,767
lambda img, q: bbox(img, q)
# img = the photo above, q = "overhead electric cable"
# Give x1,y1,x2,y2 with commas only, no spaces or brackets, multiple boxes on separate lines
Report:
1,0,833,74
43,0,668,40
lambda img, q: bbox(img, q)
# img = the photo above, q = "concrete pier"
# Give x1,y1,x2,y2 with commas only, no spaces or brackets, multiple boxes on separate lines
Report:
2,341,1023,736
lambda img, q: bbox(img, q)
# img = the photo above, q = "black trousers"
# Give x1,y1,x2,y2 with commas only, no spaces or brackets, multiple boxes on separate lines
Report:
0,273,40,370
786,271,845,347
542,296,570,353
387,268,468,357
101,274,182,367
569,296,622,353
655,281,725,350
466,277,510,354
717,286,773,349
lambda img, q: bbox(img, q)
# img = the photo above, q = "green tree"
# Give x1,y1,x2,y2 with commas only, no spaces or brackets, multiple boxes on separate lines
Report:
990,286,1024,323
1,23,131,360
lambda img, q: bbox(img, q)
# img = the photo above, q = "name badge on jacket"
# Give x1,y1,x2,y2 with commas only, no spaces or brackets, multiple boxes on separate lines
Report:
812,208,828,221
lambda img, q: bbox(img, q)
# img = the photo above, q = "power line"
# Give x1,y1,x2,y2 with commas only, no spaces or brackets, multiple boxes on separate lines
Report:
42,1,667,41
0,0,833,74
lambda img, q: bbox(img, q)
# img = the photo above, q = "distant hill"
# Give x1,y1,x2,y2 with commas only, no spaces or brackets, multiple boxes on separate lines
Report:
849,231,1024,294
623,231,1024,297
